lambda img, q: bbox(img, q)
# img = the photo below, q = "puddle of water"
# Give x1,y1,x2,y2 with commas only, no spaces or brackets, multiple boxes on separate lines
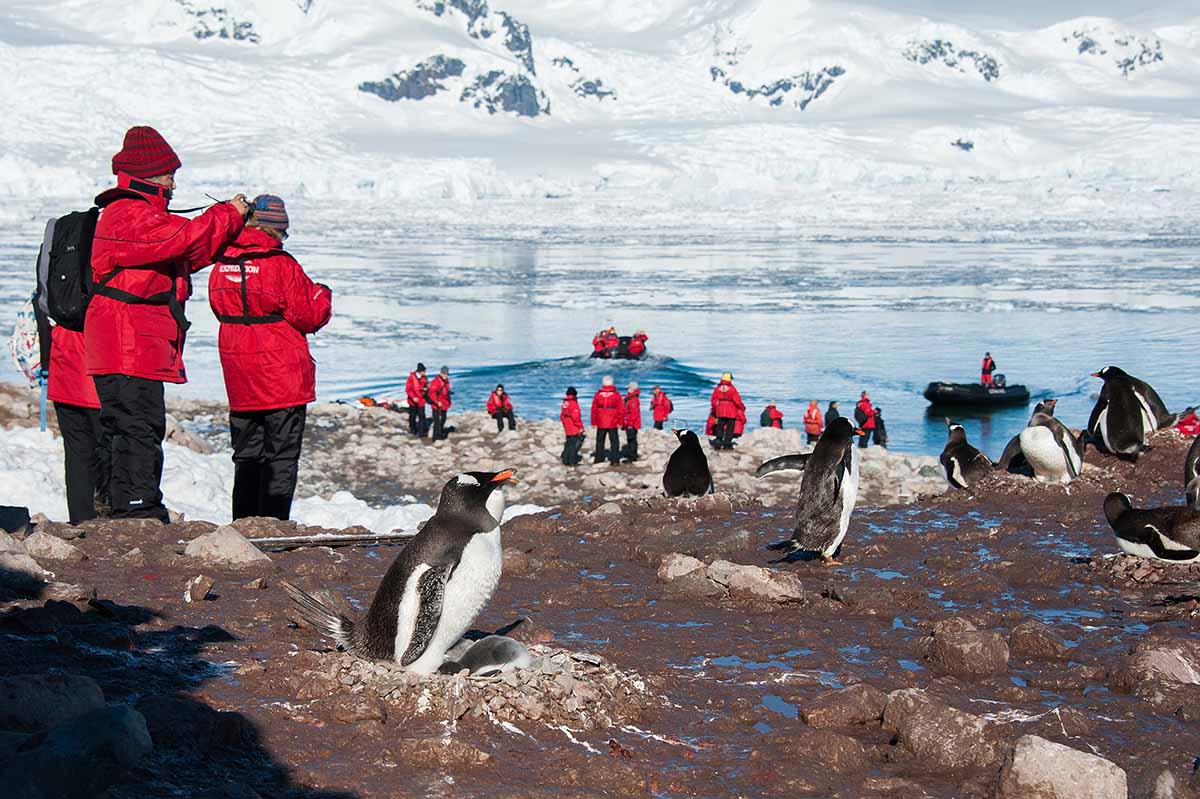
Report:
753,721,773,734
864,568,907,580
579,570,608,581
784,648,815,657
1032,608,1105,627
838,644,876,665
898,659,923,672
761,694,798,719
1010,675,1028,688
707,655,790,671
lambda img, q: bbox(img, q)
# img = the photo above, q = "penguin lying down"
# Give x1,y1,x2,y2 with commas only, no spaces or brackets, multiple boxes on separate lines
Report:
283,469,530,676
1102,440,1200,563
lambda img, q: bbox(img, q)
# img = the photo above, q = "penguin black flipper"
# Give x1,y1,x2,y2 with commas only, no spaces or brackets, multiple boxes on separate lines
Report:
756,454,810,478
1048,419,1082,480
1087,386,1111,453
1144,523,1200,562
1186,436,1200,512
401,564,453,667
995,434,1024,472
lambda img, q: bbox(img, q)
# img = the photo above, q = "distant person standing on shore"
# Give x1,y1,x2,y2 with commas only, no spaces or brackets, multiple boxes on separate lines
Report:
981,352,996,386
428,366,452,440
873,406,889,448
854,391,876,449
590,375,623,465
710,373,744,450
487,384,516,432
825,400,840,429
651,385,672,429
760,402,783,429
804,400,824,444
405,363,428,437
560,387,584,465
622,381,642,462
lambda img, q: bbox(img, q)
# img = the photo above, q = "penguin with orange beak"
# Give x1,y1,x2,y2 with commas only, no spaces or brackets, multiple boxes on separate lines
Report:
285,469,520,674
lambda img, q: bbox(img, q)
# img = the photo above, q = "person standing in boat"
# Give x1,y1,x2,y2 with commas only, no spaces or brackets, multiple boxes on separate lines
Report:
627,330,648,358
854,391,876,448
981,353,996,386
603,327,619,357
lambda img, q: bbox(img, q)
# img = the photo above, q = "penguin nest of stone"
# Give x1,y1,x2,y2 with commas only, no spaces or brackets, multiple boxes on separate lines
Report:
292,646,664,731
1085,554,1200,587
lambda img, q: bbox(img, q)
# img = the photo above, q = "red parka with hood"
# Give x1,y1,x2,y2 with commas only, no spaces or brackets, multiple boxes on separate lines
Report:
623,389,642,430
47,328,100,408
590,384,623,428
561,395,584,435
428,374,452,411
405,372,428,407
487,391,513,415
710,380,745,419
651,390,672,423
208,227,332,412
85,172,244,383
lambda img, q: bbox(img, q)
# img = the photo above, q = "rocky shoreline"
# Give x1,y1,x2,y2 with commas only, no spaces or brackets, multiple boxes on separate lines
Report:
0,382,1197,797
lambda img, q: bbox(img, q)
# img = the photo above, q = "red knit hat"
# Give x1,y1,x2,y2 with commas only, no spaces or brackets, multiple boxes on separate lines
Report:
111,126,181,178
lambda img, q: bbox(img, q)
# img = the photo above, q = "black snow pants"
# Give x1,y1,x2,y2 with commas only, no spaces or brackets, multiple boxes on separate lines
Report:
54,402,110,524
593,428,621,464
93,374,168,523
230,405,307,521
561,434,584,465
408,403,427,437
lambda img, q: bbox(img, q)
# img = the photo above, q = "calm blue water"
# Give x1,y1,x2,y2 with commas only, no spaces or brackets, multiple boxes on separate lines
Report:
1,212,1196,459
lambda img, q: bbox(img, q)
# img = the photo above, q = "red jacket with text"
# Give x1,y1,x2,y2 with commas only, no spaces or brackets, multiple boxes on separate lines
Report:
561,396,584,436
487,391,514,415
208,227,332,412
651,391,672,423
405,372,428,407
623,390,642,430
47,327,100,409
710,380,745,419
590,385,623,428
85,172,244,383
428,374,452,411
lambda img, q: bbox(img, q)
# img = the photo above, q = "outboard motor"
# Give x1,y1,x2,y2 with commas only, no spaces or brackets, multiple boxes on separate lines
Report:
993,374,1007,388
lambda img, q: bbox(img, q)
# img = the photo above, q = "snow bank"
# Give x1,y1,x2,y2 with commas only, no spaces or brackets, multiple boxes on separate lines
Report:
0,426,546,531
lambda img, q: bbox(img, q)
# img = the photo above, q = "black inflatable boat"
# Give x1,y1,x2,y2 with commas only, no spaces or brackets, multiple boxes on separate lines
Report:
923,376,1030,406
589,335,646,360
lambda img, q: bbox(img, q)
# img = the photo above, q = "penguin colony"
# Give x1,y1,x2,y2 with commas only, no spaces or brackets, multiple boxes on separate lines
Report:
285,364,1195,675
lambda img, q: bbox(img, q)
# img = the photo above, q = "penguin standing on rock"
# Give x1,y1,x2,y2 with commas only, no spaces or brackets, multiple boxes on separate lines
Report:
939,420,992,489
663,430,714,497
1088,366,1193,461
284,469,521,675
759,417,865,564
1018,399,1085,484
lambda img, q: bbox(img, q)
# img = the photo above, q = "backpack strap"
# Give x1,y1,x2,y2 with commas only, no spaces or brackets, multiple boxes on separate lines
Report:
213,249,287,325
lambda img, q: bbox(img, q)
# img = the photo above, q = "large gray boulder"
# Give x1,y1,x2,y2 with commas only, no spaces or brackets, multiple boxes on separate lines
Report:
22,531,84,562
183,526,271,567
882,688,1004,772
706,560,805,603
928,629,1009,677
996,734,1127,798
0,673,105,732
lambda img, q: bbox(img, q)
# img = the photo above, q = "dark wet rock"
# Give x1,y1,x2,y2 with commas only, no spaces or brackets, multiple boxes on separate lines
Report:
0,531,26,554
460,71,549,117
766,727,870,775
0,672,105,732
0,705,153,799
706,560,806,603
928,629,1009,677
932,616,977,635
1111,635,1200,693
1028,705,1092,740
997,734,1127,798
135,694,255,754
359,55,467,102
882,688,1005,772
823,583,893,614
418,0,536,73
183,525,272,567
0,550,46,592
184,574,215,603
394,735,492,766
1009,620,1070,660
801,683,887,728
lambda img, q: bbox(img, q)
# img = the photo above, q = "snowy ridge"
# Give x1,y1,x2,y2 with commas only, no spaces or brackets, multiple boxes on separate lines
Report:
0,0,1197,216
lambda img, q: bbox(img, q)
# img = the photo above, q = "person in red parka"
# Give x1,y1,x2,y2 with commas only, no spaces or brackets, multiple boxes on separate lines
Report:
803,399,823,444
427,366,453,440
405,363,429,437
760,402,783,429
621,381,642,462
591,332,608,359
47,325,110,523
981,353,996,386
734,408,747,438
603,327,619,357
209,195,331,521
854,391,876,448
86,126,249,522
627,330,648,358
560,386,585,465
590,375,624,465
487,384,516,432
650,385,672,429
710,372,745,450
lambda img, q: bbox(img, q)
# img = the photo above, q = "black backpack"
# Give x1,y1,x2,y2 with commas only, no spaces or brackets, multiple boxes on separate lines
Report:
35,208,99,332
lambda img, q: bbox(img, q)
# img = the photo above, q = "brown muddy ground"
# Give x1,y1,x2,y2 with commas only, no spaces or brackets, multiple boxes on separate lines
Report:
2,431,1198,797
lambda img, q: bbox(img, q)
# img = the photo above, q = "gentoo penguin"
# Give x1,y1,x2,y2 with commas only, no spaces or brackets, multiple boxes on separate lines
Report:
994,400,1052,475
1016,399,1085,484
1088,366,1192,461
283,469,517,675
1186,435,1200,512
439,635,532,676
761,417,865,564
1103,493,1200,563
663,429,714,497
939,420,992,489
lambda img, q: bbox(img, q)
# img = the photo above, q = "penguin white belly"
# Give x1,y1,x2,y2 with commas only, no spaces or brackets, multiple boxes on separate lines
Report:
1097,407,1113,452
827,450,860,556
949,457,966,489
1115,535,1158,560
404,527,504,675
1019,427,1070,483
1133,390,1157,442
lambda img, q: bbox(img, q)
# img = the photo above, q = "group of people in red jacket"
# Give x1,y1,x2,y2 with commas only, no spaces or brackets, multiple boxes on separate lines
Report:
590,328,648,359
46,126,332,525
404,363,453,440
558,378,672,465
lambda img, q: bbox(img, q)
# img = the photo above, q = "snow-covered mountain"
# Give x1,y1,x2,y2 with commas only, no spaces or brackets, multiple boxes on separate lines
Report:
0,0,1198,220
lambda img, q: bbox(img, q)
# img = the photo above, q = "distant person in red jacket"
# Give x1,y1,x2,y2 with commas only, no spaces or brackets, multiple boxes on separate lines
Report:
981,353,996,386
591,332,607,358
604,327,619,357
803,400,823,443
650,385,672,429
86,126,249,522
427,366,453,440
760,402,783,429
405,363,429,437
47,325,110,524
710,372,745,450
209,195,332,521
560,386,585,465
854,391,876,448
487,384,516,432
621,381,642,462
627,330,648,358
590,375,624,465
